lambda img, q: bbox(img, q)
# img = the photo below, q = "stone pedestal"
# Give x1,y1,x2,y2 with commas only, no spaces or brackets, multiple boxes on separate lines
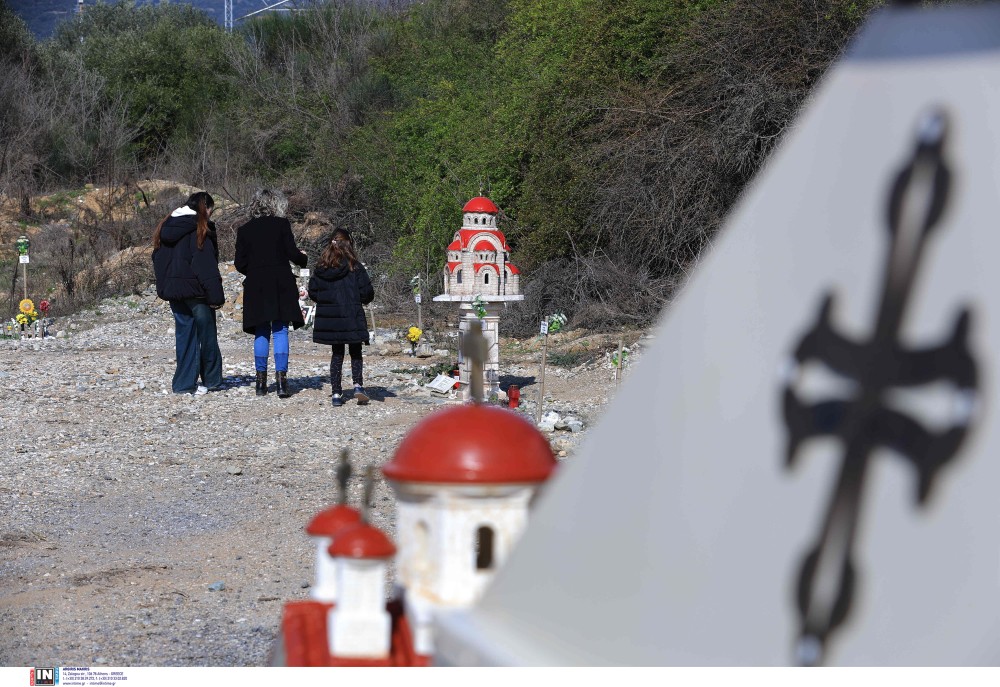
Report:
434,295,523,401
458,304,500,399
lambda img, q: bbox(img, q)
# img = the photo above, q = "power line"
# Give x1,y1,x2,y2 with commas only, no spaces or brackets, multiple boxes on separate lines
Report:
238,0,295,22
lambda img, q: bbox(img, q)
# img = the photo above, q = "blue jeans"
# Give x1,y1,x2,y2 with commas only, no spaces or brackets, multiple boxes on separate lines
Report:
254,321,289,372
170,299,223,393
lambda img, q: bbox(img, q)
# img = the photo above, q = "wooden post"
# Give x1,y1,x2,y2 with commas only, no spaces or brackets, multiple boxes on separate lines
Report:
536,329,548,423
615,332,625,385
417,275,423,331
16,236,29,301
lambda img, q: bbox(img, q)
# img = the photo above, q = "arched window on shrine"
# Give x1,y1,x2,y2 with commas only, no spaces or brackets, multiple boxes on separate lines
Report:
457,270,463,284
484,271,490,285
475,525,495,570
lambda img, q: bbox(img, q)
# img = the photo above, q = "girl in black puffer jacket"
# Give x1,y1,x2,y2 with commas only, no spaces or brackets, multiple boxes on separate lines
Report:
308,229,374,407
152,192,225,394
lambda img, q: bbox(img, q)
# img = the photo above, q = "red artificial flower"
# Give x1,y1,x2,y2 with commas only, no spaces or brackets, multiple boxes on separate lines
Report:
39,299,50,312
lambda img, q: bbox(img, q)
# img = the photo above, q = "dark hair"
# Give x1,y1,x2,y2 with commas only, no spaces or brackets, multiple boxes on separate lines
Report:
152,191,215,250
317,228,359,271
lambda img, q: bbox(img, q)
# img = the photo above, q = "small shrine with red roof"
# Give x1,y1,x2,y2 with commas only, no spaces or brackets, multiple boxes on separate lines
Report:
435,196,525,398
275,363,557,667
441,196,521,297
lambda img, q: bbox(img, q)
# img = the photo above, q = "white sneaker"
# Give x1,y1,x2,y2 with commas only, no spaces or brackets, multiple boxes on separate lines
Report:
194,386,208,396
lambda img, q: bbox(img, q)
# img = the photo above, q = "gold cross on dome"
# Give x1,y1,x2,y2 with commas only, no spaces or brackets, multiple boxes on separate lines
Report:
462,318,488,404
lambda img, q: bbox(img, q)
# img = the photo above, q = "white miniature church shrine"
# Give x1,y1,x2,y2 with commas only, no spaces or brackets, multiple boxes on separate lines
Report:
276,403,556,666
441,196,521,297
434,196,524,397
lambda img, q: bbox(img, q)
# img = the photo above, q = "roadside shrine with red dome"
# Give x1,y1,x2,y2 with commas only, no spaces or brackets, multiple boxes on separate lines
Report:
434,196,524,399
276,402,557,666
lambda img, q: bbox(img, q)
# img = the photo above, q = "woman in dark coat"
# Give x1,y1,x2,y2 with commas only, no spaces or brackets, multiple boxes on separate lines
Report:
152,191,225,394
308,228,375,407
234,189,308,398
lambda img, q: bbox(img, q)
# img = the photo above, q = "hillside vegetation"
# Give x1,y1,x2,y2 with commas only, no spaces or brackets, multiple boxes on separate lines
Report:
0,0,879,330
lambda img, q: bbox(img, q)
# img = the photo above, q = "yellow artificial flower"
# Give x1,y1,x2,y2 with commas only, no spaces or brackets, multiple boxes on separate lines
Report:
19,298,34,314
16,313,28,325
407,326,422,343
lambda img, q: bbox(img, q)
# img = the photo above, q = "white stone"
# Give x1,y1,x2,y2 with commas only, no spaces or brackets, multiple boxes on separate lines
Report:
540,411,561,425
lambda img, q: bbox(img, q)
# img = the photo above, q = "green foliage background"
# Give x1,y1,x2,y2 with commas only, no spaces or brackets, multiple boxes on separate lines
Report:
1,0,880,328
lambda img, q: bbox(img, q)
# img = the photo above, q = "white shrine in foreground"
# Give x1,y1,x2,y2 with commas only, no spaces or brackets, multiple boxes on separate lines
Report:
275,401,556,666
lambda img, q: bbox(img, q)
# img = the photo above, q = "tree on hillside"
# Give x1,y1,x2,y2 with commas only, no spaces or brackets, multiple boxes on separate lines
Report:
568,0,882,326
0,0,50,216
47,1,239,160
0,0,35,65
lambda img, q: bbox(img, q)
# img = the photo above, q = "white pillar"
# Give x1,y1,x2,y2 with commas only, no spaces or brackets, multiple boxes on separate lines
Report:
327,559,392,658
311,537,338,603
458,304,500,399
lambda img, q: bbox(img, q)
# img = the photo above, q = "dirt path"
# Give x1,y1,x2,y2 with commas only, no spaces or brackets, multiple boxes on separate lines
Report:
0,292,631,666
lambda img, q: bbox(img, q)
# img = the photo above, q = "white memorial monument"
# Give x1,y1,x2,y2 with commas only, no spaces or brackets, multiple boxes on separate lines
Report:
434,196,523,398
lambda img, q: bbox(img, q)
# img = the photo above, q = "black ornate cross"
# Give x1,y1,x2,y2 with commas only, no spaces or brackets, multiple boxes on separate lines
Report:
781,110,979,666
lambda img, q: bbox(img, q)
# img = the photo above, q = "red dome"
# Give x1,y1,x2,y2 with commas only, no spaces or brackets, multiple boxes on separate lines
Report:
458,228,508,250
462,196,499,214
473,240,497,251
382,405,556,484
306,504,361,537
327,523,397,559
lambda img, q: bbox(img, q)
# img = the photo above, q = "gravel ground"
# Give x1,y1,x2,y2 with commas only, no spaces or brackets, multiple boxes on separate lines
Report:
0,277,625,666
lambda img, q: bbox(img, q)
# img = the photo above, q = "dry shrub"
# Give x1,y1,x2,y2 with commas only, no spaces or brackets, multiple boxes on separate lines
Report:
576,0,877,323
506,253,678,337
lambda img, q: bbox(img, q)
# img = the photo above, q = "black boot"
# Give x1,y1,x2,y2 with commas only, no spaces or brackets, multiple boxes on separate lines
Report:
255,371,268,396
276,371,290,398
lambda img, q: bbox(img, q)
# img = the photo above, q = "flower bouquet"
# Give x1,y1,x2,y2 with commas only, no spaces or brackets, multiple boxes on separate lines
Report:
471,294,487,319
545,312,567,335
407,325,422,355
15,299,40,338
16,298,39,326
610,347,630,368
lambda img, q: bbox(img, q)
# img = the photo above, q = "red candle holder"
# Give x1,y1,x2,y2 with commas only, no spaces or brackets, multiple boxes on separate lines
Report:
507,384,520,408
